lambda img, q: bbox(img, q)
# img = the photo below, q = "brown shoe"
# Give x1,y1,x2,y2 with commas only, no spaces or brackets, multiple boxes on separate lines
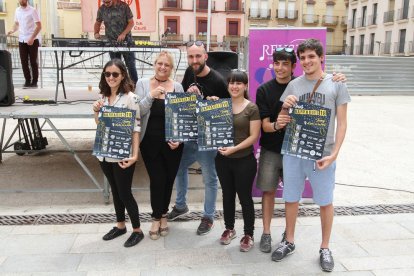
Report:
149,219,160,240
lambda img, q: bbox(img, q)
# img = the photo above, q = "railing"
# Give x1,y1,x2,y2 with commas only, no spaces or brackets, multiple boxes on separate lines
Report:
325,45,344,55
223,35,243,43
365,44,375,55
383,42,391,54
302,14,319,24
341,16,348,26
164,34,183,43
197,1,216,11
225,1,244,12
348,18,356,28
189,34,217,42
354,45,361,55
383,10,395,23
276,9,298,19
393,42,406,54
162,0,182,9
396,8,409,20
357,17,366,27
322,15,338,26
57,1,81,9
249,8,271,19
367,15,377,25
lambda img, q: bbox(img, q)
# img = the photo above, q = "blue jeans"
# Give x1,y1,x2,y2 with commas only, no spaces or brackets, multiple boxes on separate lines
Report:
109,51,138,84
174,141,218,221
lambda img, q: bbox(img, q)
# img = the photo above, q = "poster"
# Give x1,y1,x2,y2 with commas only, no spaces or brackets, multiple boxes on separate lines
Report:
249,27,327,198
93,106,135,160
281,102,331,160
165,92,199,142
196,99,234,151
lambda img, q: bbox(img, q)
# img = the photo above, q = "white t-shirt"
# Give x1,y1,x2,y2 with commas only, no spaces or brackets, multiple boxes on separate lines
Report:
14,5,40,43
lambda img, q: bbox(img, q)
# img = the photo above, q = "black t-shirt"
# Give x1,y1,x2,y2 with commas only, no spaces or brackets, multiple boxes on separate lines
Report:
255,77,295,153
181,67,230,99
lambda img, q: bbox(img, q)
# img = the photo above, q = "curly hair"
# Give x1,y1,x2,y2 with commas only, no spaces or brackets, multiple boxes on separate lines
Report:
99,59,135,97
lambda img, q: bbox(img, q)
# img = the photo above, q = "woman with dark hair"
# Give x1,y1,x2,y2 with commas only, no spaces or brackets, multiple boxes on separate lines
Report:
135,51,184,240
92,58,144,247
213,70,261,252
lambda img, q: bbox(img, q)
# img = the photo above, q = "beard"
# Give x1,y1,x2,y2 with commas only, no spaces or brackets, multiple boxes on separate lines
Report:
191,61,206,75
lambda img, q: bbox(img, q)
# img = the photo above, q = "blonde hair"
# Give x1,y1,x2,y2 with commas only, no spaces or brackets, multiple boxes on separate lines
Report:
154,51,175,77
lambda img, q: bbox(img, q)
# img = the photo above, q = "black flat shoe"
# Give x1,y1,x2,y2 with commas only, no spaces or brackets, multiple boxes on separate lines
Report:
102,227,127,241
124,231,144,247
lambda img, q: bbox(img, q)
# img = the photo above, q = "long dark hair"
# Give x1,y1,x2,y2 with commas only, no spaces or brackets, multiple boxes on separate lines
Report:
99,59,135,97
227,70,249,99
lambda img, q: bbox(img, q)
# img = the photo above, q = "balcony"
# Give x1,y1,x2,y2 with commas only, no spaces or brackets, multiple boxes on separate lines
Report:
223,35,244,44
57,1,81,10
322,15,338,26
367,15,377,25
341,16,348,26
393,42,406,54
189,34,218,43
163,34,183,43
225,1,244,13
396,8,409,20
302,14,319,24
197,1,216,12
161,0,182,10
276,9,298,20
383,10,395,23
356,17,367,28
249,8,271,20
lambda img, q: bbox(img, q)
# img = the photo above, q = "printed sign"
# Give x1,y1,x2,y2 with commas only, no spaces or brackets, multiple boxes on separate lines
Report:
196,99,234,151
165,92,199,142
281,102,331,160
93,106,135,160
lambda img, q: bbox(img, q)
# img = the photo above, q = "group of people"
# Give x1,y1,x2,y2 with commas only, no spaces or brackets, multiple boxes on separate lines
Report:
9,0,350,272
93,37,350,273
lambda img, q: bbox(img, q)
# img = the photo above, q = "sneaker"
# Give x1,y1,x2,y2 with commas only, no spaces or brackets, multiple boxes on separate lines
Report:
220,229,236,245
124,231,144,247
22,82,31,89
319,248,334,272
281,231,287,243
259,233,272,253
240,235,254,252
197,217,214,235
102,226,127,241
271,240,295,262
167,205,189,221
30,82,38,88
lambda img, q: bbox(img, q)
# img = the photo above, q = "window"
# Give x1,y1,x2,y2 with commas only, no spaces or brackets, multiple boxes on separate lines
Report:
251,0,269,18
352,9,357,28
362,6,367,26
287,1,295,19
197,19,207,35
384,31,392,54
402,0,409,19
350,36,355,55
250,0,259,17
167,0,178,8
359,34,365,54
0,19,5,35
325,5,334,24
229,0,239,10
260,0,269,18
369,33,375,55
306,3,315,23
167,19,178,34
198,0,208,9
278,1,286,18
0,0,4,13
399,29,406,53
228,21,239,36
372,3,377,24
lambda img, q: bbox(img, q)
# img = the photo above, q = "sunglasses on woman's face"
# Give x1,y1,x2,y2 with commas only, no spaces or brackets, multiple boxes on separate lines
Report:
276,47,294,53
103,71,121,78
186,41,204,47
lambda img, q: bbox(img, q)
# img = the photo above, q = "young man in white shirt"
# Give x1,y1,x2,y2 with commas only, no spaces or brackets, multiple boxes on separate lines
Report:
8,0,42,88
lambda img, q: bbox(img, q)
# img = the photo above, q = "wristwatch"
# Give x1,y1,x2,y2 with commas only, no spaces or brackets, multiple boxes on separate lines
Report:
273,122,278,131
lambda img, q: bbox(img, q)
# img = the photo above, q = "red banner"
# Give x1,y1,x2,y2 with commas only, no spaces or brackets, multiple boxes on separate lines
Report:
81,0,156,33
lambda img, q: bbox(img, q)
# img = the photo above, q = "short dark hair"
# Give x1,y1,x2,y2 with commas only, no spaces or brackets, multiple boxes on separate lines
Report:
227,70,249,99
272,50,297,64
99,59,135,97
297,39,324,57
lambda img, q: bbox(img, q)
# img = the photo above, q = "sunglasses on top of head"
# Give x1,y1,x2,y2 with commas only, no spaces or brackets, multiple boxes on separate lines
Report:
103,72,121,78
186,41,204,47
275,47,294,53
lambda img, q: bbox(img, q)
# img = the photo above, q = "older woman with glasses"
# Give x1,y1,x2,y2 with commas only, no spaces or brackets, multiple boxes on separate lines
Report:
92,58,144,247
136,51,184,240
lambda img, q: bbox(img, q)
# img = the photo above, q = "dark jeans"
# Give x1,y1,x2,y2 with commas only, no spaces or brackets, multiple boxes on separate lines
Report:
18,39,39,84
109,51,138,84
99,160,141,229
141,140,183,219
215,153,257,237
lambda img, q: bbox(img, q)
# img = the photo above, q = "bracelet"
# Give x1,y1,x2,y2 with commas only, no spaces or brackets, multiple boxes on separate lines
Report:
273,122,278,131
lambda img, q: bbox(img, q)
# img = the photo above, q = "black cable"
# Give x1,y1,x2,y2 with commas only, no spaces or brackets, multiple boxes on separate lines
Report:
336,182,414,194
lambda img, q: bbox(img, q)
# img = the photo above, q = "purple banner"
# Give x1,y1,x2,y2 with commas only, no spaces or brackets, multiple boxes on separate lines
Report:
249,28,327,198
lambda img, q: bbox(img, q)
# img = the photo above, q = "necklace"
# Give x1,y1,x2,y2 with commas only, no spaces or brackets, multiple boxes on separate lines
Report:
154,76,168,82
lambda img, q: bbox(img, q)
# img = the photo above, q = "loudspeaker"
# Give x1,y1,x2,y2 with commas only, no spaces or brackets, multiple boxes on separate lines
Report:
206,51,238,80
0,50,15,106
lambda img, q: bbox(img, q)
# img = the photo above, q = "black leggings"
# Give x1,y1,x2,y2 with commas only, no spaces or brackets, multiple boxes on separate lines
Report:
100,161,140,228
215,153,257,237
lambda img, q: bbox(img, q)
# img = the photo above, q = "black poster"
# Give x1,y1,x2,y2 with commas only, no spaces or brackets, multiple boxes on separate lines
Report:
93,106,136,160
196,98,234,151
165,92,199,142
281,102,331,160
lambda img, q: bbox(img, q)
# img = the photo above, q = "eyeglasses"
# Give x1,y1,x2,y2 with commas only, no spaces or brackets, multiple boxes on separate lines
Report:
103,71,121,78
231,69,247,72
186,41,204,47
276,47,294,53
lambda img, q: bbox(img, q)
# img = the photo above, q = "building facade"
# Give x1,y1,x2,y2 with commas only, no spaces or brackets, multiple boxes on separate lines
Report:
244,0,348,54
346,0,414,56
